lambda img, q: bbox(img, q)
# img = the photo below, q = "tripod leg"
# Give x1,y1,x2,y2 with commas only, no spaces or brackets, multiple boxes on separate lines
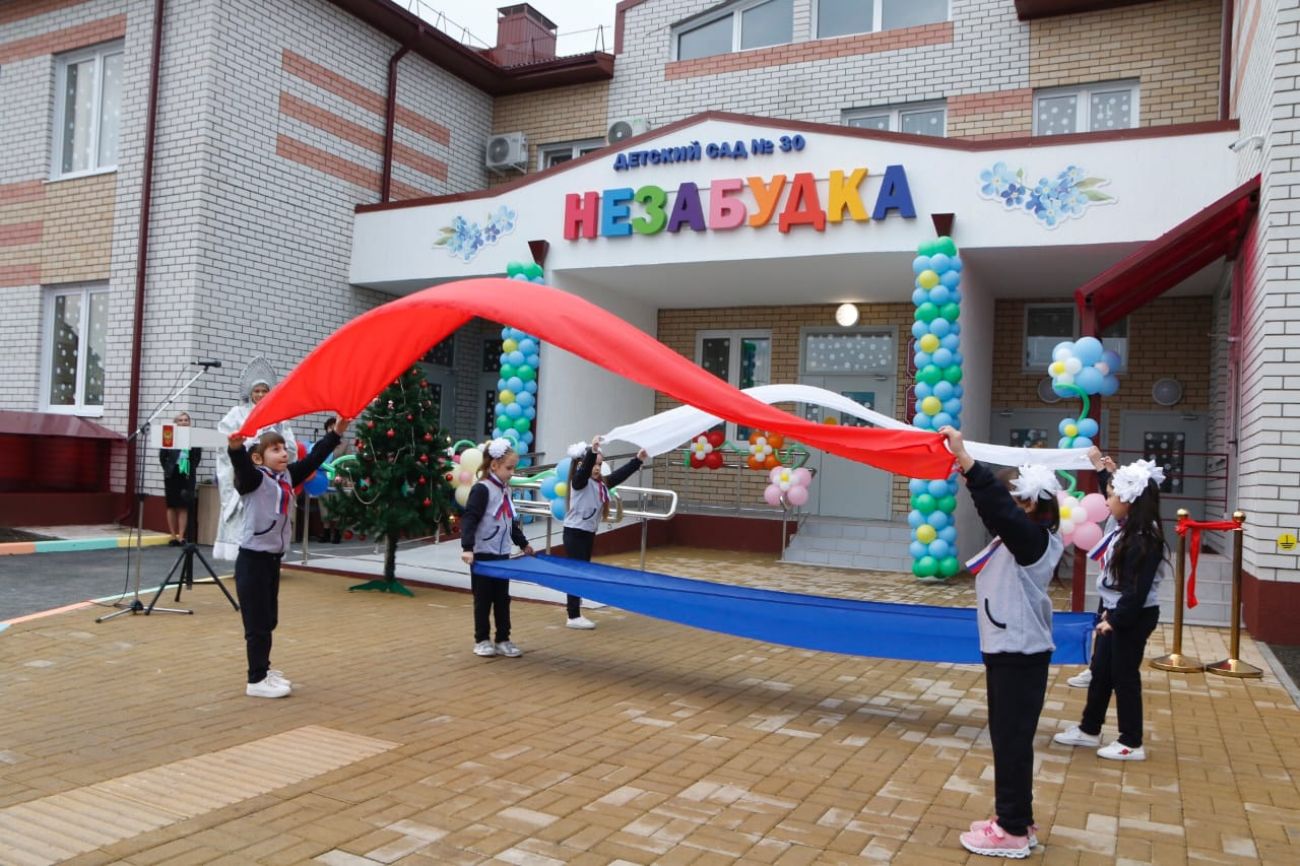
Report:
191,546,240,612
145,548,193,615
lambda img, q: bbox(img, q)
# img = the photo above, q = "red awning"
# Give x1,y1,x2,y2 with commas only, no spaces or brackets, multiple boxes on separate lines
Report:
1076,175,1260,332
0,410,123,440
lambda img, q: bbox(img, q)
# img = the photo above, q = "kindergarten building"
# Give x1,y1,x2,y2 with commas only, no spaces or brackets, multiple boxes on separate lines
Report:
2,0,1297,640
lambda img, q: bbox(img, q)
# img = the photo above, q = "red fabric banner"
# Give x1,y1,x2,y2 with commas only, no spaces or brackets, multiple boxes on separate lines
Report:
240,279,957,478
1175,515,1241,609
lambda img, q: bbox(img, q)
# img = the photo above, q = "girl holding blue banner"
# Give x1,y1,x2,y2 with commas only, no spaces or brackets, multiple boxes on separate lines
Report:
943,426,1063,860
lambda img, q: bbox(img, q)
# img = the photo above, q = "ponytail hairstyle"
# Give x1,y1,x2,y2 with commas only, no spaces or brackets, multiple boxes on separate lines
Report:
1109,468,1168,588
479,437,515,480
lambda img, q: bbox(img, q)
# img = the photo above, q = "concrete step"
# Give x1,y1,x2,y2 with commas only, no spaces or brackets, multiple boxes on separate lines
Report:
783,518,912,572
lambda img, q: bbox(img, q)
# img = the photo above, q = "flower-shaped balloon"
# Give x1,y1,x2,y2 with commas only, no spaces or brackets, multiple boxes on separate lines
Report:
689,430,726,470
764,465,813,507
746,430,784,470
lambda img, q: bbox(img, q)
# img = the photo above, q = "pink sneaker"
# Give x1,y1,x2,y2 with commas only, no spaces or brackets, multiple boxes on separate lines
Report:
960,819,1031,858
969,818,1038,848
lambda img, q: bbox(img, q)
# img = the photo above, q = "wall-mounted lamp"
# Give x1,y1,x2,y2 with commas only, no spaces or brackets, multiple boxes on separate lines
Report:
835,303,859,327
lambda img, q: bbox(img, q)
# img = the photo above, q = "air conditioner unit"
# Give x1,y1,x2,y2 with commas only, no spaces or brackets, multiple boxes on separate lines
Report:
485,132,527,172
607,117,650,145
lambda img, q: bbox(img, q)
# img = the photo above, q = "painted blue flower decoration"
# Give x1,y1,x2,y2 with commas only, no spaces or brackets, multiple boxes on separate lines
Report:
978,164,1113,228
435,206,517,262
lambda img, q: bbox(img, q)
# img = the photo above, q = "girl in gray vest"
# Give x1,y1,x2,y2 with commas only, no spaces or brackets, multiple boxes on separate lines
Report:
460,438,534,657
943,427,1063,860
561,435,647,628
1054,458,1169,762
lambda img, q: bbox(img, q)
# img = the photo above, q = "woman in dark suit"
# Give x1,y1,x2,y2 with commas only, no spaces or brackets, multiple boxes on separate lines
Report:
159,411,202,545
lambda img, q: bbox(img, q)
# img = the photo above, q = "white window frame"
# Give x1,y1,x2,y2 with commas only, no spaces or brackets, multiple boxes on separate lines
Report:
537,138,605,171
843,100,947,137
41,283,109,416
814,0,950,40
673,0,793,61
696,329,772,440
51,39,124,180
1023,303,1128,373
1033,80,1140,136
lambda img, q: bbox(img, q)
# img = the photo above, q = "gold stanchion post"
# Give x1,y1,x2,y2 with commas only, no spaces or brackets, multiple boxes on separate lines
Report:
1207,511,1263,678
1151,508,1205,672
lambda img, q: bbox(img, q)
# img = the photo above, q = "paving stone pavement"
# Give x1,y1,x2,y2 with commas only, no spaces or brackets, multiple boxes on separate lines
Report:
0,546,1297,865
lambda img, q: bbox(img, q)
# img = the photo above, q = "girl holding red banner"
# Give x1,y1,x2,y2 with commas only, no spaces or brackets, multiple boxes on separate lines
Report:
943,427,1063,860
1054,457,1169,761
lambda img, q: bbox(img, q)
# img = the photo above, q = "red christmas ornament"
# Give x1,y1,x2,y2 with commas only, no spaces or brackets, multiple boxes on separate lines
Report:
422,498,432,507
386,429,396,438
406,414,413,421
423,433,433,442
419,454,429,463
366,421,375,429
419,476,427,484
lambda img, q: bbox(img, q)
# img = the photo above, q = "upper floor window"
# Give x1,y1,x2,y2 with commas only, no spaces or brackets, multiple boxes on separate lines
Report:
43,284,109,414
538,138,604,170
53,40,123,179
844,101,946,137
1024,304,1128,372
1033,81,1138,136
817,0,948,39
675,0,793,61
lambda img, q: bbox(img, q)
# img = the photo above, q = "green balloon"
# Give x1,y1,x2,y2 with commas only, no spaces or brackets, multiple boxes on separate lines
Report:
913,555,939,578
942,365,963,384
938,555,961,577
506,262,525,277
934,237,957,257
513,417,531,433
938,494,957,513
500,363,516,380
524,262,544,279
916,302,939,323
496,414,510,430
918,364,942,386
940,303,961,322
915,493,937,514
517,365,536,382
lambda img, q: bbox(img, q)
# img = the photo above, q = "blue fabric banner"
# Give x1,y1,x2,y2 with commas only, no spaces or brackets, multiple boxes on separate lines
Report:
472,555,1093,665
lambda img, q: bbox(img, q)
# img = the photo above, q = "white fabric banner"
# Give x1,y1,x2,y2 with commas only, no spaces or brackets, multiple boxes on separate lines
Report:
603,383,1095,471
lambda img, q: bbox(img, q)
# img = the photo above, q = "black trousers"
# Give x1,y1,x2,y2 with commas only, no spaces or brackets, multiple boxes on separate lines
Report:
471,553,511,643
1080,605,1160,747
234,549,282,684
562,527,595,618
983,650,1051,838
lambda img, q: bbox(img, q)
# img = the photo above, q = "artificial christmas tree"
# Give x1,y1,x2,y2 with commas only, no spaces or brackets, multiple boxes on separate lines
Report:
329,365,455,596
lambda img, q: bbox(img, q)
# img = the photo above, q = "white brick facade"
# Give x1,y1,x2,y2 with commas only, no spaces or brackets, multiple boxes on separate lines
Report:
609,0,1027,127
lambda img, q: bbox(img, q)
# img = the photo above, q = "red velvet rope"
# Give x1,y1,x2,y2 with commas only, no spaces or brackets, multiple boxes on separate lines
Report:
1176,516,1241,609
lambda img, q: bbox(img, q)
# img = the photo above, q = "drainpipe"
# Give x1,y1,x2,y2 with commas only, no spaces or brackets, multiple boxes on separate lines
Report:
380,43,411,203
124,0,166,512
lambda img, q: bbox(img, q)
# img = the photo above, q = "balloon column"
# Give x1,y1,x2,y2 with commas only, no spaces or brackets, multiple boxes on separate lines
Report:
494,261,546,466
1047,335,1122,549
908,237,964,580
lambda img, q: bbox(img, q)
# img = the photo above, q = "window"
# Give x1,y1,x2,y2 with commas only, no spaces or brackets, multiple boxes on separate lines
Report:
52,40,123,179
844,101,946,137
1023,304,1128,372
42,284,108,413
537,138,604,170
1034,81,1138,136
817,0,948,39
697,330,771,440
675,0,793,61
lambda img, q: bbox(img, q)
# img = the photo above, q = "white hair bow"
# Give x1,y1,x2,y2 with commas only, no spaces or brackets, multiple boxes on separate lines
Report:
1009,464,1061,501
486,438,513,459
1111,459,1166,503
566,442,588,460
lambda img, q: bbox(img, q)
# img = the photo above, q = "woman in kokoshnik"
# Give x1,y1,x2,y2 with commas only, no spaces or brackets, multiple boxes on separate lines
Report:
213,357,297,561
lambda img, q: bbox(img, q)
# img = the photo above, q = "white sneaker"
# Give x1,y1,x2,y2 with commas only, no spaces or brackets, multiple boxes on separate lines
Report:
473,640,497,657
268,669,292,689
1067,668,1093,688
1052,725,1102,748
566,616,596,630
1097,741,1146,761
496,640,523,658
246,676,291,699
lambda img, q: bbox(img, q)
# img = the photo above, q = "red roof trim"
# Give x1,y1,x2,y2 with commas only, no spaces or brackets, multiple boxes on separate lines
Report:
356,112,1239,214
0,411,123,440
1075,175,1260,331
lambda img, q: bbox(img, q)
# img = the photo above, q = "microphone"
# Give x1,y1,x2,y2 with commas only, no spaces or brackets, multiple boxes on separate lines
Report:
194,359,223,369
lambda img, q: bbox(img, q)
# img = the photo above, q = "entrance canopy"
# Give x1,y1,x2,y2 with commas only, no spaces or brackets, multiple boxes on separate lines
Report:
1075,175,1261,331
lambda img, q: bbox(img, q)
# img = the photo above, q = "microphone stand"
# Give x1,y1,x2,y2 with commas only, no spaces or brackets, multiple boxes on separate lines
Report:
98,363,216,622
